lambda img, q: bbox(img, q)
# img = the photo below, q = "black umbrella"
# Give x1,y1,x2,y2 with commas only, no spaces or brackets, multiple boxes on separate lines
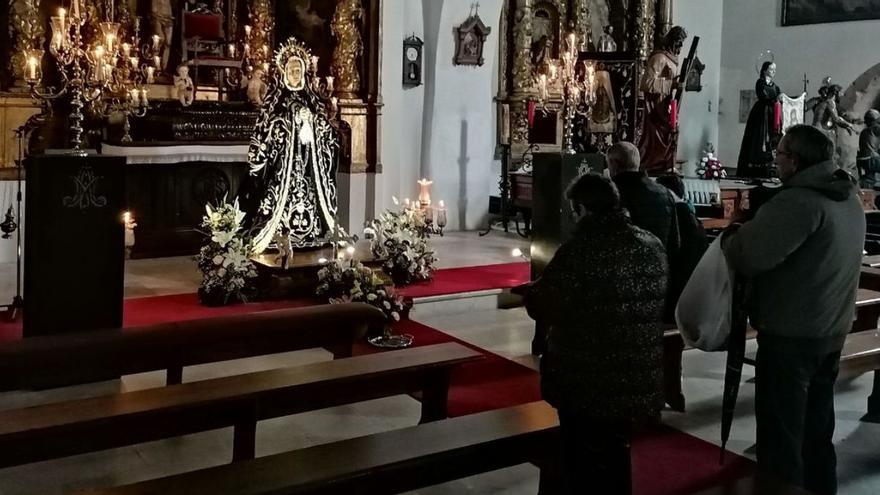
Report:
719,275,748,464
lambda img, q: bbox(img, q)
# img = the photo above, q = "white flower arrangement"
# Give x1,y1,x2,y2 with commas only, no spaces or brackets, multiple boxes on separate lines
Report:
369,202,437,286
316,258,407,322
196,198,258,306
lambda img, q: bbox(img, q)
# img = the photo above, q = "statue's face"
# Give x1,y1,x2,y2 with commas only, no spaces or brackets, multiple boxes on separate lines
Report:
283,56,306,91
767,63,777,78
177,65,188,77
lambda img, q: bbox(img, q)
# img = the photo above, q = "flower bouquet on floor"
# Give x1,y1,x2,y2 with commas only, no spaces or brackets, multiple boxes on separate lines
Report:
369,201,437,286
195,198,258,306
316,258,413,348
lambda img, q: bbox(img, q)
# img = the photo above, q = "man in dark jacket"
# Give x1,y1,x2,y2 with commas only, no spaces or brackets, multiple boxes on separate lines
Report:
525,174,668,495
723,125,866,495
609,141,680,254
609,141,680,321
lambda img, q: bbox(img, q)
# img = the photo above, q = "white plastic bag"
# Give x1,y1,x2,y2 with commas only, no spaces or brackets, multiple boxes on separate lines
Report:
675,236,733,351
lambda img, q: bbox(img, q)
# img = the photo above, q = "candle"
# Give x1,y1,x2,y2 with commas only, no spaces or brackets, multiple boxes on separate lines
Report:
436,201,448,228
549,63,557,81
133,17,140,32
145,66,155,84
58,8,66,28
152,34,160,51
140,89,149,106
228,44,236,58
130,57,139,69
243,44,250,56
244,25,252,37
669,100,678,128
153,55,160,68
326,76,334,92
310,55,319,71
26,57,37,81
72,0,79,19
330,96,338,115
417,178,433,208
129,89,138,103
123,211,136,250
106,34,115,53
121,42,131,57
539,74,547,100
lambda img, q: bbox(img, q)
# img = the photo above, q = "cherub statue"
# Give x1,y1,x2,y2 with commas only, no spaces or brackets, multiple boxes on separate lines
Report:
244,68,268,106
173,64,195,107
273,226,292,269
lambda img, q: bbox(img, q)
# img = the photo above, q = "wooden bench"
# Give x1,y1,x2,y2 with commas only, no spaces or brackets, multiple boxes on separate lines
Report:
0,342,482,468
741,330,880,421
664,288,880,412
75,400,560,495
0,302,384,391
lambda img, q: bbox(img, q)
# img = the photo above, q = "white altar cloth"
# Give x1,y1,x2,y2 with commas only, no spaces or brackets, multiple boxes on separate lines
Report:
101,143,249,165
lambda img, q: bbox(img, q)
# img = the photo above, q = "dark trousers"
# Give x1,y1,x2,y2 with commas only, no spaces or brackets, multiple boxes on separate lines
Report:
544,409,632,495
755,347,841,495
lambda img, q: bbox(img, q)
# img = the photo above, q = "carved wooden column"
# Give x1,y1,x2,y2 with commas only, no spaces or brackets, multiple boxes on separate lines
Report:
509,0,534,153
573,0,591,51
633,0,656,62
8,0,42,83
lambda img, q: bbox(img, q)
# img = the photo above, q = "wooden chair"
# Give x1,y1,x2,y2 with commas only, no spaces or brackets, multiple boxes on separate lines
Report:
0,303,384,391
76,401,560,495
0,342,482,468
180,9,240,100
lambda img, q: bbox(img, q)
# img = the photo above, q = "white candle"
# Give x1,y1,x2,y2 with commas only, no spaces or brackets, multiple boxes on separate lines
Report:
130,57,139,69
326,76,334,92
72,0,79,19
228,44,236,58
310,55,319,70
140,89,149,106
152,34,160,51
244,25,252,37
153,56,160,68
121,42,131,57
26,57,37,81
129,89,138,103
145,66,155,84
58,8,66,28
106,34,115,53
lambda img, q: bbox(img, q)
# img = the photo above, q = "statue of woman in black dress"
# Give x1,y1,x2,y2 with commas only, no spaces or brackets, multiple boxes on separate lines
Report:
737,62,782,178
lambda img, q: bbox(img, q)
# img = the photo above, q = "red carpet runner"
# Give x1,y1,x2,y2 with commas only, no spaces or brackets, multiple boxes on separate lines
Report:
0,261,754,493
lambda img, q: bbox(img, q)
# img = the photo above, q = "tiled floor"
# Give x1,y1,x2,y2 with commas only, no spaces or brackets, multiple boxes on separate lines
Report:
1,231,880,494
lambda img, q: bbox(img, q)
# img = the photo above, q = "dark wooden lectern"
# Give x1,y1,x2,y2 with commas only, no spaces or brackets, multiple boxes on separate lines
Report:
529,152,606,354
24,155,126,337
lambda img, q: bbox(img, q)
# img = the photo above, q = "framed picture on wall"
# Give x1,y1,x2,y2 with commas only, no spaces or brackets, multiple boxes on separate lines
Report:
782,0,880,26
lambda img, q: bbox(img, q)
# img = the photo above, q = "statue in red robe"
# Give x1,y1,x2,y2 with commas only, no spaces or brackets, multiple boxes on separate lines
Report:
638,27,688,175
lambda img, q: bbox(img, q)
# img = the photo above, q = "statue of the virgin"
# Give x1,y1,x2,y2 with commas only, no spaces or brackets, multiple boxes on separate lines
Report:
242,38,340,254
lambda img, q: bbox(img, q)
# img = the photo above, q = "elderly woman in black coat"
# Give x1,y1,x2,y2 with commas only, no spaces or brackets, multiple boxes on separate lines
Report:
525,174,668,495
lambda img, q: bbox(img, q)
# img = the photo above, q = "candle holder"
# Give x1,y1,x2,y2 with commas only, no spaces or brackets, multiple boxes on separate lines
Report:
24,6,156,149
533,32,597,154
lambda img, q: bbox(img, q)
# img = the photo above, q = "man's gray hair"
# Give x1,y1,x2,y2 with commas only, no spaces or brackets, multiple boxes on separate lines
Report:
784,125,834,169
607,141,641,176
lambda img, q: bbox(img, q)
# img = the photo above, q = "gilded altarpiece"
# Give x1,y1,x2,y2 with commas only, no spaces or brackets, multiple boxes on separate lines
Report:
0,0,382,173
498,0,673,162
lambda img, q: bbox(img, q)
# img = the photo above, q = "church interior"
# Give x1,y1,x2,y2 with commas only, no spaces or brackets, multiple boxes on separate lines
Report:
2,0,880,494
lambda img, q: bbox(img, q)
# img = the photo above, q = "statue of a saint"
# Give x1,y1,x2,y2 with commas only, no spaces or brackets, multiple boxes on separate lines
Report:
810,84,855,136
243,38,341,253
531,35,552,68
638,26,687,174
151,0,174,71
736,61,783,178
331,0,364,99
173,64,195,106
597,25,617,52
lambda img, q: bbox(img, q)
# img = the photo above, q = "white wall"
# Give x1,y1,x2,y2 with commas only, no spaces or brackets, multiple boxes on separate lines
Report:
718,0,880,169
381,0,502,231
673,0,723,176
379,0,425,213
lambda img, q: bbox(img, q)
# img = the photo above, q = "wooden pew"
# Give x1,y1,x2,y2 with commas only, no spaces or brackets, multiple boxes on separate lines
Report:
664,288,880,412
838,331,880,420
75,401,560,495
0,303,384,391
0,342,482,468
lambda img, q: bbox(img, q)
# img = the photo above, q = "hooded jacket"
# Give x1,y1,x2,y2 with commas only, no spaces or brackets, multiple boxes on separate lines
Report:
722,160,866,353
